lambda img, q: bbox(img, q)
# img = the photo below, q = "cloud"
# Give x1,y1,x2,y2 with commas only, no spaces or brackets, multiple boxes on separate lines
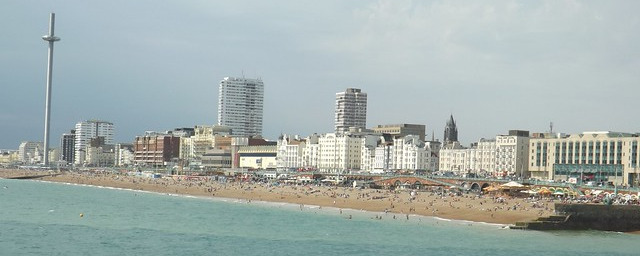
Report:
2,1,640,148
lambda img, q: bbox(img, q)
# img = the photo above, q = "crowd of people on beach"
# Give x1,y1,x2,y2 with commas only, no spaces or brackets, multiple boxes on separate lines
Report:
14,168,640,224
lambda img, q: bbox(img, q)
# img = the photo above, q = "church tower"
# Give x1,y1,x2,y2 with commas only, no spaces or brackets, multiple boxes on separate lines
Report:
444,115,458,144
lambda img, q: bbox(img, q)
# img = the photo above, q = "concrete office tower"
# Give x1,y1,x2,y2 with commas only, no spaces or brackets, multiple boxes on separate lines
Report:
335,88,367,134
444,114,458,144
217,77,264,137
60,130,75,164
74,120,114,165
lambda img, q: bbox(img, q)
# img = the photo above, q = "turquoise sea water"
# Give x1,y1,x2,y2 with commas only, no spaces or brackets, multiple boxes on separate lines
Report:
0,179,637,256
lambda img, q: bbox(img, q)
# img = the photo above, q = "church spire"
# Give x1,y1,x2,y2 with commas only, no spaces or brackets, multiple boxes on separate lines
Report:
444,114,458,144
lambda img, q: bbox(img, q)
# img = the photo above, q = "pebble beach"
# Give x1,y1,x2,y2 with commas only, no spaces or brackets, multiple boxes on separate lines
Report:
1,169,556,226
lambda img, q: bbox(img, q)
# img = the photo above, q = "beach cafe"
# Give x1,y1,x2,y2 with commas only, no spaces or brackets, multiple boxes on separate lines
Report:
483,181,532,196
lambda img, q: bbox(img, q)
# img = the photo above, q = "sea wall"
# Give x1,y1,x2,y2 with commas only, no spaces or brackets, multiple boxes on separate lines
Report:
553,204,640,232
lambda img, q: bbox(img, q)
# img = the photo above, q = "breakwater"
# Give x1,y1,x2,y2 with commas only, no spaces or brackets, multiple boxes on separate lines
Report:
5,173,59,179
512,203,640,232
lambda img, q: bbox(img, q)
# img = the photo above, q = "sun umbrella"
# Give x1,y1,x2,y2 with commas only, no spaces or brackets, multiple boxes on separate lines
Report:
500,181,525,188
538,188,552,195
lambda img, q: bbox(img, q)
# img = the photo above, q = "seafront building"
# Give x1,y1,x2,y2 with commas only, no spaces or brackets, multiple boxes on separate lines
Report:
302,134,320,168
180,125,214,161
230,137,274,169
372,138,393,173
528,131,640,186
115,143,134,167
0,150,19,166
438,141,472,174
18,141,43,164
217,77,264,137
276,129,439,174
371,124,426,141
74,120,114,166
392,135,439,172
196,135,273,170
60,130,75,165
473,139,497,174
276,134,306,171
47,148,60,165
360,135,387,173
133,132,181,167
85,144,115,167
237,145,277,170
439,130,530,177
170,127,195,138
335,88,367,134
495,130,530,177
318,132,378,173
201,148,232,169
179,125,232,163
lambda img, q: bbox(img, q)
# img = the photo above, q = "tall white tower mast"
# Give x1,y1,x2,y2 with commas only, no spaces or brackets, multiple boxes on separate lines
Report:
42,13,60,166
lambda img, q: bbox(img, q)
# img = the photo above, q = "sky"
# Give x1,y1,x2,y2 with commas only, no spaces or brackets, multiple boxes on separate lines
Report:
2,0,640,149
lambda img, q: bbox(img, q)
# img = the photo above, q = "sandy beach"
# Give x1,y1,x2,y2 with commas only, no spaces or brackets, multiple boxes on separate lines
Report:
1,169,557,226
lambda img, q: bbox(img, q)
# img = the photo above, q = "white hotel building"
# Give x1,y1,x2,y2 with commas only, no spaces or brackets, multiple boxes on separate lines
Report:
439,130,529,177
276,134,306,171
276,132,439,174
318,133,376,173
217,77,264,137
392,135,438,171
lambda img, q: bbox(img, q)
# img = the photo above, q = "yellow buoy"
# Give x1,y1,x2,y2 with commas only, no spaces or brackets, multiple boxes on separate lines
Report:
79,213,84,218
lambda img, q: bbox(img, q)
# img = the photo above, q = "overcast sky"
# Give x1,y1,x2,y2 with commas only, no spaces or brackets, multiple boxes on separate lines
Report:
2,0,640,149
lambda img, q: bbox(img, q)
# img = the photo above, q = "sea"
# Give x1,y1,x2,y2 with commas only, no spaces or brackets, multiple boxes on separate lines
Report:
0,179,637,256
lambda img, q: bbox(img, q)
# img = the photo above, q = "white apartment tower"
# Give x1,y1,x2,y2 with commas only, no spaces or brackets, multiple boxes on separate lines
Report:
217,77,264,137
335,88,367,134
74,120,114,165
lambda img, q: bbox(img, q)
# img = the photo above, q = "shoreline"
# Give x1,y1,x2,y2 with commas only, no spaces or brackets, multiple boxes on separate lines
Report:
29,178,508,228
1,169,554,226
